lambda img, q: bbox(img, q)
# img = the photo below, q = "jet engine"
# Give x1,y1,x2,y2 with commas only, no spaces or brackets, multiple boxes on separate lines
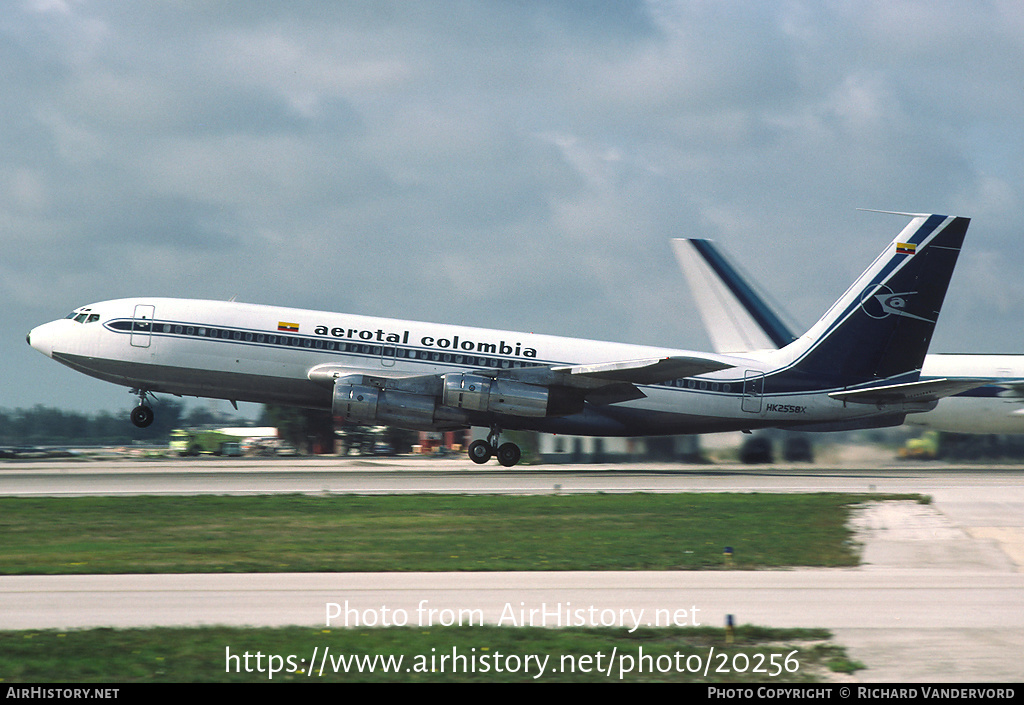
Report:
332,382,466,430
441,373,584,417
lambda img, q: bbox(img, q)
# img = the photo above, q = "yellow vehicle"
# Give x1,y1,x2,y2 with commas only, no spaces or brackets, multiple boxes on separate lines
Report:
169,429,245,456
899,431,939,459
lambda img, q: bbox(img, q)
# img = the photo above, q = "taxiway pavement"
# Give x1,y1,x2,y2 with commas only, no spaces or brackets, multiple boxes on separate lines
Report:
2,458,1022,682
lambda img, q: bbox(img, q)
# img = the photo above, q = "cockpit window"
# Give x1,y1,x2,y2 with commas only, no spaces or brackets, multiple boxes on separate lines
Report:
67,309,100,324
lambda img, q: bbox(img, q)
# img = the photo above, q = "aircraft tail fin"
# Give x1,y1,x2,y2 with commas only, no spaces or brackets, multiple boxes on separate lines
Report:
777,214,969,386
671,238,797,353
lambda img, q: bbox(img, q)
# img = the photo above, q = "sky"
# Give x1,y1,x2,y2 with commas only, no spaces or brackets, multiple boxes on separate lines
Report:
4,0,1024,418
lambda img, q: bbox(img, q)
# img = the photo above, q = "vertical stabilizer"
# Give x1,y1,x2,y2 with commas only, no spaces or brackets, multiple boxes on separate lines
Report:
778,214,969,387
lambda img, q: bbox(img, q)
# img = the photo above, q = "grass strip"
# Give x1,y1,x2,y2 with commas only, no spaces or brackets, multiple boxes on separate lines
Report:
0,624,862,682
0,493,919,574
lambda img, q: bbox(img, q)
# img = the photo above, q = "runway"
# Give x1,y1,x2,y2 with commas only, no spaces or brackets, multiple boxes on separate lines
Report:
2,457,1023,682
4,456,1024,498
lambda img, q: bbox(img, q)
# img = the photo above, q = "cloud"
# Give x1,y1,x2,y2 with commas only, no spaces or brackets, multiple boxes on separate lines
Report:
5,1,1024,413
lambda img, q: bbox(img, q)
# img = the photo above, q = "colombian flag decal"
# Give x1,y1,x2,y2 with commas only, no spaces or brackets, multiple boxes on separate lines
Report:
278,321,299,333
896,242,917,255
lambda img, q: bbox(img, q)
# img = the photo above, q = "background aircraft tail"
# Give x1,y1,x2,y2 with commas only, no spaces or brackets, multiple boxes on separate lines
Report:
773,214,970,387
671,238,797,353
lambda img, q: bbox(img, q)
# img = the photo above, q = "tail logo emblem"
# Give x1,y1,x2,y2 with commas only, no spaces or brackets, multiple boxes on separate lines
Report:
860,285,934,322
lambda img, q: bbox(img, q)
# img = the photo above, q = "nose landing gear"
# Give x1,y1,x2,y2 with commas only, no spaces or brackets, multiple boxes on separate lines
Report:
468,427,522,467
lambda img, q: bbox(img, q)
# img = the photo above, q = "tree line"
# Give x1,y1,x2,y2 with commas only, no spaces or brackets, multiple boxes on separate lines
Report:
2,396,439,458
1,401,214,446
0,402,343,453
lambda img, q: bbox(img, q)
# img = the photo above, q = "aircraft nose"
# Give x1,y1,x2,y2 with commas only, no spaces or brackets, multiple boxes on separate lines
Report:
27,322,58,358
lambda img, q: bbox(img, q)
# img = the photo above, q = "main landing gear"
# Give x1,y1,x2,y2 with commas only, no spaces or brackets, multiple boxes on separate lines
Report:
468,426,522,467
130,388,155,428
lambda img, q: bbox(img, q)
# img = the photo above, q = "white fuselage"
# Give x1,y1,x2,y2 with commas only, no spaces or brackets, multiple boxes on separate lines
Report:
912,355,1024,434
28,297,902,437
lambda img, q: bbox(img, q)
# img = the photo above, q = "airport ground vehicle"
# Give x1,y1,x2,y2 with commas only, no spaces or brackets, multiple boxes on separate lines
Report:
168,429,245,456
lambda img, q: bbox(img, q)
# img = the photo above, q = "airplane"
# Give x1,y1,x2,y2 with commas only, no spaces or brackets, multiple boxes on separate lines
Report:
28,213,981,466
672,219,1024,434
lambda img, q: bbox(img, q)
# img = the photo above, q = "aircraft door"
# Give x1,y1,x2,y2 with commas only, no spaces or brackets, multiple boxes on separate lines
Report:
131,304,155,348
741,371,764,413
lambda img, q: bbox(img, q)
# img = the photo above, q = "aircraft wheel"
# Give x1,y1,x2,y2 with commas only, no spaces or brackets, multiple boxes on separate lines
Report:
130,405,154,428
496,442,522,467
468,440,492,464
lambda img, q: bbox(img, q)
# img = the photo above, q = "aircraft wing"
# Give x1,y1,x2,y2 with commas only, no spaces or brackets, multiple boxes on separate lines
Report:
499,354,740,405
307,364,450,399
829,378,991,405
309,354,739,407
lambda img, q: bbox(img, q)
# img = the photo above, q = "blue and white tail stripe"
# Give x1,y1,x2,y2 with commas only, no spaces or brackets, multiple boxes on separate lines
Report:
684,239,797,349
768,214,969,390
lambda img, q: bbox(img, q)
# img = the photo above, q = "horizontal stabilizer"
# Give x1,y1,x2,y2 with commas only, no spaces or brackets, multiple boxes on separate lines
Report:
830,378,989,405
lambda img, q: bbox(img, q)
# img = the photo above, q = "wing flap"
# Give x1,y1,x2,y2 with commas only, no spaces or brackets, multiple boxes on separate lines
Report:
550,355,735,385
996,382,1024,399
